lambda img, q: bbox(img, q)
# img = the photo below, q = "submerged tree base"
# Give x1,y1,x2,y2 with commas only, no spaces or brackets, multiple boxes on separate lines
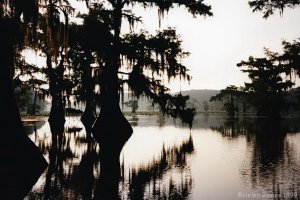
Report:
81,108,96,139
92,107,133,154
92,107,133,199
0,131,48,199
48,106,65,136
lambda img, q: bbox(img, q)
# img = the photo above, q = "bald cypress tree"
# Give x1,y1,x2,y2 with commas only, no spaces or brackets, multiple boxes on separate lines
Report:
76,0,213,159
64,1,212,184
248,0,300,115
0,1,47,198
237,50,294,117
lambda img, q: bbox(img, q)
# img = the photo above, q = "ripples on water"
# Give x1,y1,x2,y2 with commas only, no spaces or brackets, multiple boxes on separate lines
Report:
23,115,300,199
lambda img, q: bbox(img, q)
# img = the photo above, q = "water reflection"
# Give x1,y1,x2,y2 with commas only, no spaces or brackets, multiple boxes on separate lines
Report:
127,114,139,127
210,118,247,138
125,134,194,200
24,115,300,199
25,119,100,199
25,116,194,199
246,119,299,198
210,117,300,198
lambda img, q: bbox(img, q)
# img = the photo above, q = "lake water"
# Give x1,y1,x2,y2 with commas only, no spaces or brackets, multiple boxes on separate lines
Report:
24,115,300,200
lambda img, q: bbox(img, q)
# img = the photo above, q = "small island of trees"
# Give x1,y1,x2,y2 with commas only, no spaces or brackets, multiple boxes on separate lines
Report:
210,0,300,118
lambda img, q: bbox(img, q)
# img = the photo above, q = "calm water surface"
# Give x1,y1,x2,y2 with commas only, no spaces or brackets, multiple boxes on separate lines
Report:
24,115,300,199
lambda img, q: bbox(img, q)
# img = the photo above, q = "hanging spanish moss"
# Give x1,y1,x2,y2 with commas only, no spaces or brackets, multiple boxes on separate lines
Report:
1,1,213,192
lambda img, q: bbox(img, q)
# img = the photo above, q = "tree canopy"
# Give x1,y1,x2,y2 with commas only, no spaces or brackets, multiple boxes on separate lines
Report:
1,0,213,135
237,49,294,116
248,0,300,18
214,41,298,117
210,85,243,117
64,0,212,128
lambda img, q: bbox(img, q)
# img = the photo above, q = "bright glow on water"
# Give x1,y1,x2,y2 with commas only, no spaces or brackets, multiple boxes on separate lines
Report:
24,115,300,199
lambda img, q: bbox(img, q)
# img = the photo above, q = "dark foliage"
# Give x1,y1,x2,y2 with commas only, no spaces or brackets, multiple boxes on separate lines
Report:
248,0,300,18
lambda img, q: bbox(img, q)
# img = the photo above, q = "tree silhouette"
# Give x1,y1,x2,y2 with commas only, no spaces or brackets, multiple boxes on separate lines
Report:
219,39,300,117
210,85,242,117
1,0,39,136
1,0,211,197
62,1,211,192
0,1,47,198
248,0,300,116
124,99,139,113
67,9,111,137
37,0,74,137
120,29,198,126
237,49,294,117
68,38,97,138
281,39,300,77
61,1,213,155
202,100,209,114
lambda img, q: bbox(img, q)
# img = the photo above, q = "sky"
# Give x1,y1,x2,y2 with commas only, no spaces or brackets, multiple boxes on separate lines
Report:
27,0,300,92
126,0,300,92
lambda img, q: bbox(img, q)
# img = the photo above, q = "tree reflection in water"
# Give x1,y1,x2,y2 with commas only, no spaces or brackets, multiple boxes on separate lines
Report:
25,119,100,199
210,118,247,138
24,116,300,199
130,114,139,127
124,133,194,200
246,119,299,197
211,117,300,197
25,116,195,199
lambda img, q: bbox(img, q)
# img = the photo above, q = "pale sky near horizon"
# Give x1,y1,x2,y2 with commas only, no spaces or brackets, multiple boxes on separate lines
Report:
27,0,300,92
127,0,300,92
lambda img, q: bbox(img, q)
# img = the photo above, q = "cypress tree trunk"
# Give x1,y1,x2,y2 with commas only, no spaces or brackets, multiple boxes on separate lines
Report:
81,100,96,139
92,6,132,191
31,90,37,115
48,96,65,136
0,19,21,137
92,2,132,155
92,68,132,200
81,67,96,139
47,55,65,140
92,63,133,154
0,18,47,199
